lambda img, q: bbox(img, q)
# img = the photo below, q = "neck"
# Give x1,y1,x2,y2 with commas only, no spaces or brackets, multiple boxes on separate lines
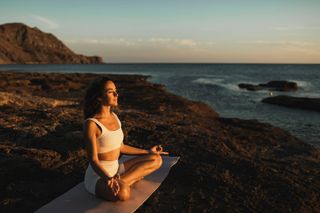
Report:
96,106,112,118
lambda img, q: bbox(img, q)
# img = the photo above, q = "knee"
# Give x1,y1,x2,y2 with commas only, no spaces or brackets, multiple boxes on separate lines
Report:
118,185,130,201
152,154,163,168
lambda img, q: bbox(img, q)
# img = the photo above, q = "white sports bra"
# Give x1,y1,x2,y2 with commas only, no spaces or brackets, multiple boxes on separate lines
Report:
86,112,124,153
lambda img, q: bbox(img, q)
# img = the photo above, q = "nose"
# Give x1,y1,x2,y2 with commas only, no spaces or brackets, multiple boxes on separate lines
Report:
113,91,118,97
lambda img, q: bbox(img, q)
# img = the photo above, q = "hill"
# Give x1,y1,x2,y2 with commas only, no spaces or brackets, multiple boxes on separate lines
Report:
0,23,103,64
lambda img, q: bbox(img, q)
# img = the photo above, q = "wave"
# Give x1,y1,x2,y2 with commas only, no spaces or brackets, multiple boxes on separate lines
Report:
287,79,315,92
192,78,242,92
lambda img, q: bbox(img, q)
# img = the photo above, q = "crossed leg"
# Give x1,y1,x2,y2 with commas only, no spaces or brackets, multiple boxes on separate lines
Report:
121,153,163,186
95,154,162,201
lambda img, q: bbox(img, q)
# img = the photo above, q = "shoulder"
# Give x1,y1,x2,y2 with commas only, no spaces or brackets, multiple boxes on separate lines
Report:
83,119,101,140
83,119,98,131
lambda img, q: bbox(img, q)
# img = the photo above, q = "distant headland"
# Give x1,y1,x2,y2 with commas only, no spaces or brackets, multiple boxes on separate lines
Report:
0,23,103,64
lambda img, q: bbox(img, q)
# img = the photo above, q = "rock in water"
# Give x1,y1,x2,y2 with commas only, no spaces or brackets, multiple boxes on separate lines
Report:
262,95,320,112
239,80,298,92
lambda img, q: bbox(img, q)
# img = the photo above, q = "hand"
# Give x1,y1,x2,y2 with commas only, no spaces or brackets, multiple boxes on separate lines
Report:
150,145,169,155
107,177,120,196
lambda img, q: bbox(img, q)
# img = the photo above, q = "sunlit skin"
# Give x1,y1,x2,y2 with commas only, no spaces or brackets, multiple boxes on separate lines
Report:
83,81,168,201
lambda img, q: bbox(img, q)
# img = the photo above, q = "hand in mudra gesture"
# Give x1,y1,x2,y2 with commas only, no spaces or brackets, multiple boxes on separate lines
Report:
150,145,169,155
107,177,120,196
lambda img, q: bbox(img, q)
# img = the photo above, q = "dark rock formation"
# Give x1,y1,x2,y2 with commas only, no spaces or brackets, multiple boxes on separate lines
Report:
0,71,319,213
262,95,320,112
238,83,263,91
260,81,298,91
0,23,103,64
239,81,298,92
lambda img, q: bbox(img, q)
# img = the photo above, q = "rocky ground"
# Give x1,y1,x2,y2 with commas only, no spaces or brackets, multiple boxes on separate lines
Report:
0,71,319,213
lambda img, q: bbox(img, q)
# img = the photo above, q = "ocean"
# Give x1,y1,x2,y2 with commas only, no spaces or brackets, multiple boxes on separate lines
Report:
1,64,319,147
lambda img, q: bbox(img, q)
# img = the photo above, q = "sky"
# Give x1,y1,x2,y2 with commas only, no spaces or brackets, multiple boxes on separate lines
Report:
1,0,320,63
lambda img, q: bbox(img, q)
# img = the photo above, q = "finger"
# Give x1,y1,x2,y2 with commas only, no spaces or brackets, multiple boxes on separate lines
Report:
116,181,120,193
114,181,120,195
111,181,117,195
113,188,118,196
111,179,116,189
161,151,169,155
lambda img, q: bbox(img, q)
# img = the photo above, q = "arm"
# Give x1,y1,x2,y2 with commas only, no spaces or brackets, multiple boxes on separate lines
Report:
84,120,113,180
120,143,169,155
120,143,149,155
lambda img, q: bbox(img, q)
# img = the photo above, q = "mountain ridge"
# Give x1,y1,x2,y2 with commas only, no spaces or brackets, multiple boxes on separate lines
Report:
0,23,103,64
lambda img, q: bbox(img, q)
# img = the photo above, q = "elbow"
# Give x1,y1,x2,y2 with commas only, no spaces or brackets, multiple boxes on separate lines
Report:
120,144,125,153
89,157,100,166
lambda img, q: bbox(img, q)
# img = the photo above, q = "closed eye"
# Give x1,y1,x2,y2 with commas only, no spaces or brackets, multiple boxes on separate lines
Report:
106,89,117,93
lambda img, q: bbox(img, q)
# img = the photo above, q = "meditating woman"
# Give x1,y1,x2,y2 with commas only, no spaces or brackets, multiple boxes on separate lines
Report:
83,77,168,201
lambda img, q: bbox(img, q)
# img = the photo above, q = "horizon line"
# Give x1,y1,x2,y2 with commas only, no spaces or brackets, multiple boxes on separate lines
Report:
0,62,320,65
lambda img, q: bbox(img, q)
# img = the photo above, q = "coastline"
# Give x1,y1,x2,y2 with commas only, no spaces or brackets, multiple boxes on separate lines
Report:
0,71,319,212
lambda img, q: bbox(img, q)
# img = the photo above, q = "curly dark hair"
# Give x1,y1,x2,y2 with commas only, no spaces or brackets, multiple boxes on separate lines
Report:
83,77,113,119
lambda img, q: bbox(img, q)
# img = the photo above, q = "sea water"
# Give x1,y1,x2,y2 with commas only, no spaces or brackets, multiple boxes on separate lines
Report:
1,63,319,147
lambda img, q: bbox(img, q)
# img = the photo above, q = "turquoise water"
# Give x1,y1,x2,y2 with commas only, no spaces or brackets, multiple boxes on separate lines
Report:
1,64,319,147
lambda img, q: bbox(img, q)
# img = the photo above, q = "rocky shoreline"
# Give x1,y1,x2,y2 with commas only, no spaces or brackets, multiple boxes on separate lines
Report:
0,71,319,213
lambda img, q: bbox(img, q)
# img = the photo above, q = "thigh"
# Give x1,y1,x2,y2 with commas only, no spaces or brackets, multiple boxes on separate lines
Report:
95,178,118,201
122,154,157,171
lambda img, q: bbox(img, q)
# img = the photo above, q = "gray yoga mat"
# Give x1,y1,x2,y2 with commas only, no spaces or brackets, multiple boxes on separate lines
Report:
35,155,179,213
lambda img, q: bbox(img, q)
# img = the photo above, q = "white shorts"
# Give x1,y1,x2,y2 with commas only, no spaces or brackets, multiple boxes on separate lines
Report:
84,160,125,195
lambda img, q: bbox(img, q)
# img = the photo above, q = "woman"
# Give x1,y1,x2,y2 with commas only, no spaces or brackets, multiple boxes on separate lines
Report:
83,77,168,201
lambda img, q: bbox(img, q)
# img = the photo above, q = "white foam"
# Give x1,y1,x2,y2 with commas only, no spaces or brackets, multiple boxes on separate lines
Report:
288,79,313,90
193,78,245,92
192,78,224,85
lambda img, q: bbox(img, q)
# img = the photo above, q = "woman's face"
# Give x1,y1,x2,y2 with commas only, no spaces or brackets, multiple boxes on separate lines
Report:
101,81,118,107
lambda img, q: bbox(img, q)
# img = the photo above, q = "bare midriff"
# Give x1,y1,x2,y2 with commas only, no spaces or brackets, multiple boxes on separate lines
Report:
98,148,121,161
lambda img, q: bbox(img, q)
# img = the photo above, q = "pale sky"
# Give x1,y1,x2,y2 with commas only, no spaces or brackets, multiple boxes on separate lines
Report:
1,0,320,63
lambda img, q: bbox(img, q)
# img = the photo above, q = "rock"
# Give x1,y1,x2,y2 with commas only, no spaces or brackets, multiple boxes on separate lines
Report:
0,23,104,64
64,131,83,141
238,83,263,91
239,81,298,92
262,95,320,112
259,81,298,91
0,91,78,108
0,71,319,213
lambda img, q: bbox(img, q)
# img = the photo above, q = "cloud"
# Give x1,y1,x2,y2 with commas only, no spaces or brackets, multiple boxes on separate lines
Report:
31,15,59,29
271,26,320,31
238,40,319,56
66,38,139,46
240,40,314,48
65,37,320,63
66,37,197,48
175,39,197,47
149,38,197,47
